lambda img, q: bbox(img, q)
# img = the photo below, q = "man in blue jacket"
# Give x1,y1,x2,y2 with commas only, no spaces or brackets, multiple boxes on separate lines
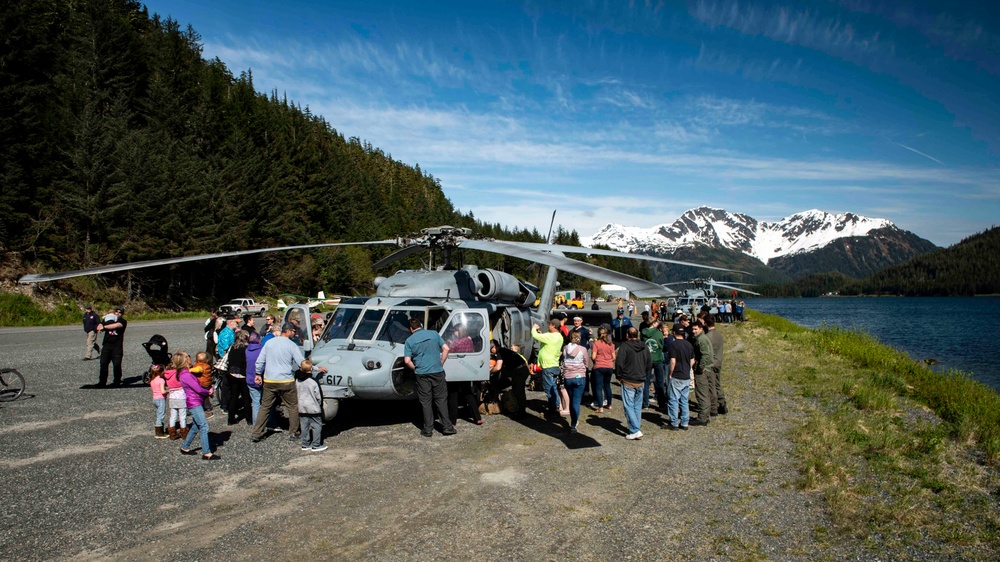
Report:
611,309,633,347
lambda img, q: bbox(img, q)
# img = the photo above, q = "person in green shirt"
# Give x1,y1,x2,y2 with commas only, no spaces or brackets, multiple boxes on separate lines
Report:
532,319,565,419
640,320,666,410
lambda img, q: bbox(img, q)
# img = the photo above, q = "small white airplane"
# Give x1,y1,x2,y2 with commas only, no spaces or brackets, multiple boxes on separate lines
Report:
276,291,341,310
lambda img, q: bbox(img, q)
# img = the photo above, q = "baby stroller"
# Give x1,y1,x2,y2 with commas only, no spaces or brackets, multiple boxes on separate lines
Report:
140,334,170,384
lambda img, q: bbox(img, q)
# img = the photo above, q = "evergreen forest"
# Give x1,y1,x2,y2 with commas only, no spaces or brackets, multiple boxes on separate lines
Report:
839,226,1000,296
0,0,650,308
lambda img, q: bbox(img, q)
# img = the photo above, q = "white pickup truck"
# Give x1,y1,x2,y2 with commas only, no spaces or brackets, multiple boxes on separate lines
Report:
218,298,268,317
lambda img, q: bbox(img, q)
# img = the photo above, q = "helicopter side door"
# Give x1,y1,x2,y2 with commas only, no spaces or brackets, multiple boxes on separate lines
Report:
281,304,313,355
440,310,489,382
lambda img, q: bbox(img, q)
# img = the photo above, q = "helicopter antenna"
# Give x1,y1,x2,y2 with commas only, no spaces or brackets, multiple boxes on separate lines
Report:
535,210,557,288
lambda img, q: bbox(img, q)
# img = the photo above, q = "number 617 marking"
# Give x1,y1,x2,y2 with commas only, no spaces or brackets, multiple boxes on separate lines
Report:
324,374,343,386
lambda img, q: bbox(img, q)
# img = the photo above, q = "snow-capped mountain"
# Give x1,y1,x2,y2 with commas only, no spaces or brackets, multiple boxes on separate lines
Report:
585,207,898,264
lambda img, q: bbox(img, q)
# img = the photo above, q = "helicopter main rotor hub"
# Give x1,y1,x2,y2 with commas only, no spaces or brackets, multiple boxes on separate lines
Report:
419,226,473,249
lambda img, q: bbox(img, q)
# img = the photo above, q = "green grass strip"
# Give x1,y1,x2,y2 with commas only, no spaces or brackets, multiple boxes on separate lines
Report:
750,309,1000,463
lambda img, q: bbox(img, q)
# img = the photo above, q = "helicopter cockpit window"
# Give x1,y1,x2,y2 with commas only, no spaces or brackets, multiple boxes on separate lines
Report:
376,310,422,343
323,307,362,341
352,309,386,341
441,312,486,354
427,309,450,332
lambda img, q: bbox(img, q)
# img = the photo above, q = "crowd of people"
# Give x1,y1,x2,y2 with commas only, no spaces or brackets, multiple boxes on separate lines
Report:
610,297,747,324
134,312,330,460
530,307,728,439
84,297,737,453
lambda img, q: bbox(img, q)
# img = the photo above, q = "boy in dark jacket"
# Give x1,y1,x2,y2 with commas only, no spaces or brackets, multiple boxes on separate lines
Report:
615,327,651,440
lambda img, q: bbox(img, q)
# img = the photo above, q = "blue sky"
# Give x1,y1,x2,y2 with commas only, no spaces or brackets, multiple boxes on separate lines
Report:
145,0,1000,247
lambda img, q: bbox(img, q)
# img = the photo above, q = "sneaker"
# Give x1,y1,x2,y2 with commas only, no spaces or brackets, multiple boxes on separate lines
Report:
442,427,457,436
267,427,283,433
680,425,689,430
569,426,578,434
589,402,599,409
311,445,328,452
301,446,311,451
625,431,643,440
420,431,433,438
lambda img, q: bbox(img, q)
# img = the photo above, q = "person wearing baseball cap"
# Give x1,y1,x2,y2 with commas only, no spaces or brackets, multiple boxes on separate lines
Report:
82,305,100,360
611,308,633,347
95,306,127,387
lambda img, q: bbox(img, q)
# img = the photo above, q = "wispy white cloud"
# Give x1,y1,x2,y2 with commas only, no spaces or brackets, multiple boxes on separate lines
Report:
691,42,808,84
837,1,1000,75
310,100,999,196
690,0,893,61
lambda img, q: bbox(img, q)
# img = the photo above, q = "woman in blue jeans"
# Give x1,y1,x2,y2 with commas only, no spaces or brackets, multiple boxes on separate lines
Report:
590,327,616,412
561,332,589,432
177,352,220,460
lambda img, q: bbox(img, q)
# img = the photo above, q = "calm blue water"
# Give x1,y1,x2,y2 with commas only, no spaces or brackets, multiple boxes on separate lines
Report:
745,297,1000,391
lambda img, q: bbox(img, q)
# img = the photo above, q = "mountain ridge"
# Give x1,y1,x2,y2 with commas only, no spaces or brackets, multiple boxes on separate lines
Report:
584,207,938,280
584,207,902,262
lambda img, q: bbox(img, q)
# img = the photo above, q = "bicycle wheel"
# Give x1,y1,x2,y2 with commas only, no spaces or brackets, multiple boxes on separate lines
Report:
0,368,26,401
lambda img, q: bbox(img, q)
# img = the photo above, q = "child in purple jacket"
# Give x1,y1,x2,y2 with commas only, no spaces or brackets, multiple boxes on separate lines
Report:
177,351,220,461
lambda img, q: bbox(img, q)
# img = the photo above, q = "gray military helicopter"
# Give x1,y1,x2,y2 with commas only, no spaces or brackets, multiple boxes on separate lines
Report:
20,225,744,420
661,277,760,318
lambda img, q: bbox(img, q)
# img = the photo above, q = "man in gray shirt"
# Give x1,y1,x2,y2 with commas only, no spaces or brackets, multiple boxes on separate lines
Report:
251,323,306,442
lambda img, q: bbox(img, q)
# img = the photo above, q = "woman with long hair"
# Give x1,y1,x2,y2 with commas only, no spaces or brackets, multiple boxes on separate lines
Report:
591,327,616,413
226,330,251,425
560,331,588,432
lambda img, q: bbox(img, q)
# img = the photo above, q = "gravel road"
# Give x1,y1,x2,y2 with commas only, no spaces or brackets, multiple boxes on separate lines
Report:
0,319,871,561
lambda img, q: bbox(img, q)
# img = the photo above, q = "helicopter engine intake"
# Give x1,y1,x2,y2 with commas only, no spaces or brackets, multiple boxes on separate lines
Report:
471,269,536,306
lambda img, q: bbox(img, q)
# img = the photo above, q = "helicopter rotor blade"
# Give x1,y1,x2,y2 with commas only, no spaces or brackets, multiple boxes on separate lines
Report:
459,239,677,298
371,243,429,269
18,240,399,284
509,242,751,275
711,281,761,296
